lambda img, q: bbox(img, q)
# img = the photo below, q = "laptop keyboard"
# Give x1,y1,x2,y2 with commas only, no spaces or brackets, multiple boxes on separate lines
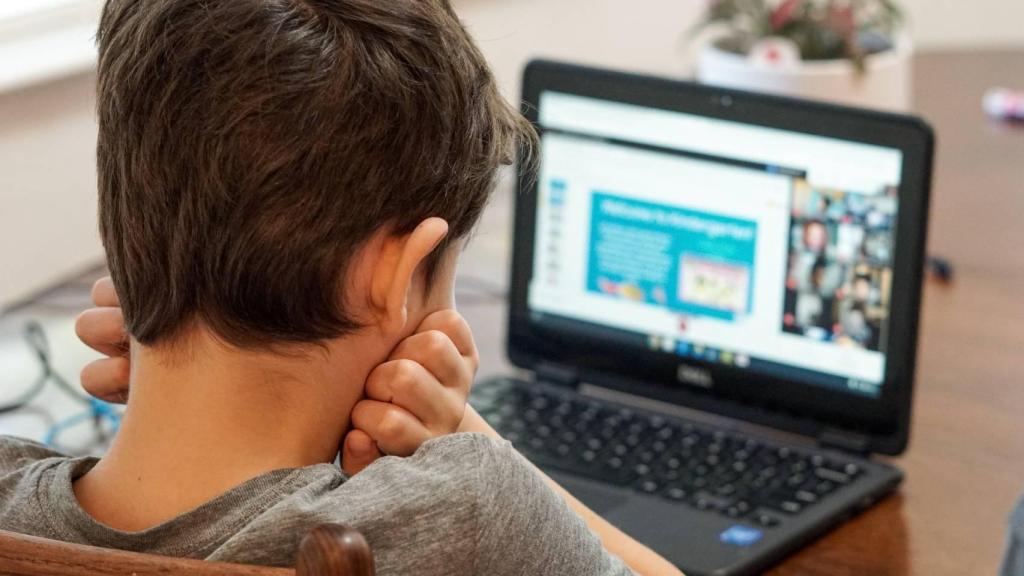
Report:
472,380,865,528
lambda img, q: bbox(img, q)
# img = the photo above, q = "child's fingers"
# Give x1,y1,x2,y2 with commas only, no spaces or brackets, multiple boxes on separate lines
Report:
80,357,131,404
75,307,129,357
415,310,479,373
341,429,384,476
351,399,433,457
91,277,121,307
389,330,472,395
365,360,463,432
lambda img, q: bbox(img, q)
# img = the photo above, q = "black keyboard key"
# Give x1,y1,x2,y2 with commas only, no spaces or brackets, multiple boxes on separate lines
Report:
664,487,688,501
733,500,753,515
693,496,720,511
814,481,837,495
754,512,781,527
637,479,660,494
657,468,681,484
776,500,803,514
814,467,851,484
716,483,738,497
655,427,675,441
723,504,744,518
794,490,818,504
637,450,657,464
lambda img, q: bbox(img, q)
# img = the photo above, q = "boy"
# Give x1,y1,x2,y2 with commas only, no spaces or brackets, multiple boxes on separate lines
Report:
0,1,679,574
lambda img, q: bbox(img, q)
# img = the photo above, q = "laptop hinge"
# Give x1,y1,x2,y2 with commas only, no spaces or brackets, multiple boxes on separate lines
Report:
533,361,581,388
818,427,872,456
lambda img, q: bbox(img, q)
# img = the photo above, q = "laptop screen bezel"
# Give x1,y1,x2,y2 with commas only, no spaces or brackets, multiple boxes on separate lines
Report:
507,60,933,456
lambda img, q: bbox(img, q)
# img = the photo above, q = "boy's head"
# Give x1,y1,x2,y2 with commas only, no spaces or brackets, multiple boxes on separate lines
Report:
95,0,534,349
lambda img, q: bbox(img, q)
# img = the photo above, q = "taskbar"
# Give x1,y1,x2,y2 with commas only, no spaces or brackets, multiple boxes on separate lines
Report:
529,310,882,399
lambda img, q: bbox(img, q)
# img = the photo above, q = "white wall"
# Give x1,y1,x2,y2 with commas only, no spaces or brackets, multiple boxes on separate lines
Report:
0,0,1022,305
903,0,1024,48
454,0,1024,100
0,73,101,307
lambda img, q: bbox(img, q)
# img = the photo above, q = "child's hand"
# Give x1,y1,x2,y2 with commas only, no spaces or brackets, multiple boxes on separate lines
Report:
76,277,132,403
342,310,479,475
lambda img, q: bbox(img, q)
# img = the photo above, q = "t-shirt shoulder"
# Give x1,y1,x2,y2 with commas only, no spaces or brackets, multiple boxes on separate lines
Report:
468,436,634,576
213,433,630,575
336,433,631,575
0,435,64,476
209,433,511,572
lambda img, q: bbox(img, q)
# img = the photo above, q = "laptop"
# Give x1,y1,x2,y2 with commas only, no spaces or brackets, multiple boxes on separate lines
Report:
469,60,934,575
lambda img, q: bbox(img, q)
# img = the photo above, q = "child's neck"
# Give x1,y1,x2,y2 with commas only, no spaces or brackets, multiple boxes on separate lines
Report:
73,328,377,532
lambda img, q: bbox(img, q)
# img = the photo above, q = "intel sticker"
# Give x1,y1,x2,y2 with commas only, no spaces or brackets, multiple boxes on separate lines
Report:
719,525,763,547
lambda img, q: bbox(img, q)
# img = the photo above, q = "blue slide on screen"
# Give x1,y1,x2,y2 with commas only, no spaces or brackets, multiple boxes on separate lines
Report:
586,192,758,322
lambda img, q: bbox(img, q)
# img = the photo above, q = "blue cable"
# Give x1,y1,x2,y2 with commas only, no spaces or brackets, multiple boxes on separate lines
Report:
44,398,122,449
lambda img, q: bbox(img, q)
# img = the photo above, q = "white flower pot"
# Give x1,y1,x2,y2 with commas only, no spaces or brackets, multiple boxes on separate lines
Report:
696,39,913,112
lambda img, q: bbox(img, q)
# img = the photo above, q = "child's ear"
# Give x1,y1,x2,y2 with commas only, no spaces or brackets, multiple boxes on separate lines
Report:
369,218,449,335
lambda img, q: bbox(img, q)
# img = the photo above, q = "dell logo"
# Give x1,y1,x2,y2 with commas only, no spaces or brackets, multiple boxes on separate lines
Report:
677,364,714,389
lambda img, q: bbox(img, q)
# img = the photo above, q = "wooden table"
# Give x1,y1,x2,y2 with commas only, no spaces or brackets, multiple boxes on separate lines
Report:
458,50,1024,575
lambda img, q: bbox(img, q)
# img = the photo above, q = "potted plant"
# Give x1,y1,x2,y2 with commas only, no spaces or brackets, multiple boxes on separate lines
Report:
693,0,911,111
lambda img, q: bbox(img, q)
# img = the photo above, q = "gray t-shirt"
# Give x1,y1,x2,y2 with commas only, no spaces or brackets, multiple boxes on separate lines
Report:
0,433,631,575
1003,494,1024,575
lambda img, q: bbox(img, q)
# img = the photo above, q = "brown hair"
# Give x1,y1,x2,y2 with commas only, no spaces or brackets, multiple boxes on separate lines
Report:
96,0,535,348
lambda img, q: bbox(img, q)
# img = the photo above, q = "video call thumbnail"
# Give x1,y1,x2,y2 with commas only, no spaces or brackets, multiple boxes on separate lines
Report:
782,181,897,352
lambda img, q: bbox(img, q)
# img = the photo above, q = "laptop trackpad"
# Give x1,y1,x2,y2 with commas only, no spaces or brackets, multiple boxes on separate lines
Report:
546,470,630,515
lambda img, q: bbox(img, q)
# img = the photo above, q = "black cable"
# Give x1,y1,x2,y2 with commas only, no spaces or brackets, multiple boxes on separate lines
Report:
0,368,47,415
0,321,89,415
24,321,89,404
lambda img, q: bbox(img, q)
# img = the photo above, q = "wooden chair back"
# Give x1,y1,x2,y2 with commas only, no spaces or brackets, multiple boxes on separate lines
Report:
0,524,374,576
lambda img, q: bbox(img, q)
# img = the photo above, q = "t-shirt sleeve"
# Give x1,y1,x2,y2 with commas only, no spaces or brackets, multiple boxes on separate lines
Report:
1002,495,1024,576
0,436,62,476
471,436,635,576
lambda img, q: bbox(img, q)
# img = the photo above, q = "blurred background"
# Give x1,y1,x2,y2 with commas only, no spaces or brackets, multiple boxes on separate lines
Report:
1,0,1023,306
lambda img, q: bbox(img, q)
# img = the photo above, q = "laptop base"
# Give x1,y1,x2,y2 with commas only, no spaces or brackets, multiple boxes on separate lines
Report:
472,377,902,576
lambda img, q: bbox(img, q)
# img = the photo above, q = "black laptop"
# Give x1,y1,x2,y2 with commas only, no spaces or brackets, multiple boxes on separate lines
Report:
469,60,933,575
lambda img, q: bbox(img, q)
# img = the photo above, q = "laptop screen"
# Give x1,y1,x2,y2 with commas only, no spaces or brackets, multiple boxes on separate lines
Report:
527,91,905,399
